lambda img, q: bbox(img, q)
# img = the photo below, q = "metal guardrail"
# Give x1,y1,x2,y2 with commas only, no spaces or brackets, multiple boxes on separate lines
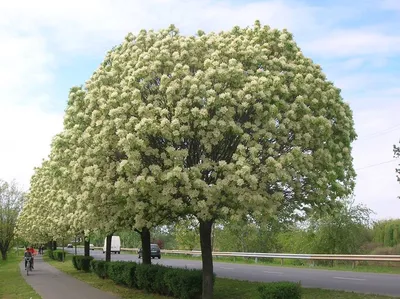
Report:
90,246,400,267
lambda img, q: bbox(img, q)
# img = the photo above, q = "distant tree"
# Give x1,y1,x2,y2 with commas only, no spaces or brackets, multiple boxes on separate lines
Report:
0,180,25,260
174,218,200,250
307,197,373,255
372,219,400,247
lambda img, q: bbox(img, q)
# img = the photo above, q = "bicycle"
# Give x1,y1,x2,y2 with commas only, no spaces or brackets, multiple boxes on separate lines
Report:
25,257,33,275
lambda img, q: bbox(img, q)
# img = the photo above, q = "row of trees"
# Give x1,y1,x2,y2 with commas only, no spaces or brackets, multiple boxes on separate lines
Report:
17,21,359,299
89,197,381,256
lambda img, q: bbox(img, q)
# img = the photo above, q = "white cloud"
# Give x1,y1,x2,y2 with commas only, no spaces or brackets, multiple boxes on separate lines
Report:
305,29,400,58
0,102,63,190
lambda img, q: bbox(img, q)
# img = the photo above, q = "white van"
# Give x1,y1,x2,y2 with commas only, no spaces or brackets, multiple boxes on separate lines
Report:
103,236,121,254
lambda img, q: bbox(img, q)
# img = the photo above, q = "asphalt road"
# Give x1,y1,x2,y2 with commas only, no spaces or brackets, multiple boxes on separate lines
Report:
62,248,400,297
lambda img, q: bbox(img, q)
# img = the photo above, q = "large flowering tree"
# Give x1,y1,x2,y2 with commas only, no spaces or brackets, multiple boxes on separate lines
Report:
82,21,356,298
53,86,131,260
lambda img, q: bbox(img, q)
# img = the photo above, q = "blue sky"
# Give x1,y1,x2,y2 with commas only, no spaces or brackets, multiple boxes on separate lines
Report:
0,0,399,219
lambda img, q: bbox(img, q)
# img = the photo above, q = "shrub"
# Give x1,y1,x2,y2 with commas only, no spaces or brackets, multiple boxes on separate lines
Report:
91,260,109,279
80,256,94,272
164,267,208,299
102,260,212,298
47,250,54,260
107,261,137,287
72,256,79,269
136,264,169,295
52,250,66,261
119,262,137,288
72,255,82,270
72,255,93,271
258,281,302,299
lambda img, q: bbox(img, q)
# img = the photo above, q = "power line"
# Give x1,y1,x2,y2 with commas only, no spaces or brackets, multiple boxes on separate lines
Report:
358,124,400,140
356,158,399,171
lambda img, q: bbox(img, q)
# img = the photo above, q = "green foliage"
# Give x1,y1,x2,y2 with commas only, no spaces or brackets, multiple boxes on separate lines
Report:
72,255,78,269
306,198,373,255
215,217,283,252
372,219,400,247
258,282,302,299
46,249,54,260
51,250,66,261
99,260,208,298
72,255,93,271
107,261,137,288
164,267,211,299
90,260,109,279
0,179,25,260
135,264,169,295
174,218,200,250
80,256,94,272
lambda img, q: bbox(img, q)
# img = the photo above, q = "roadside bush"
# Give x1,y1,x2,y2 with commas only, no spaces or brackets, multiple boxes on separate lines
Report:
258,281,302,299
72,256,78,269
72,255,93,271
101,260,211,298
46,250,54,260
91,260,109,279
107,261,137,287
136,264,169,295
52,250,66,261
80,256,94,272
164,267,208,299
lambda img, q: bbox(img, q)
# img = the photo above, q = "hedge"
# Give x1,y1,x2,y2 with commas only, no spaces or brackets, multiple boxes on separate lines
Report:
87,259,211,299
107,261,137,288
258,281,302,299
47,249,65,261
91,260,109,279
135,263,170,295
72,255,94,272
164,267,209,299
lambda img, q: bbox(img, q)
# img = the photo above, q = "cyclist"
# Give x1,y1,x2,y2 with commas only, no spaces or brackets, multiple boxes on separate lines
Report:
28,246,36,269
24,248,33,270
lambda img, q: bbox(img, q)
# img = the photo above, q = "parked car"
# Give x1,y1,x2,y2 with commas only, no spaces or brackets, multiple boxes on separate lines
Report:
138,244,161,259
67,244,73,248
90,244,94,250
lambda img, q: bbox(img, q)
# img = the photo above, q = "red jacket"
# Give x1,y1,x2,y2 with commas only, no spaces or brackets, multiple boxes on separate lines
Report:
28,248,37,255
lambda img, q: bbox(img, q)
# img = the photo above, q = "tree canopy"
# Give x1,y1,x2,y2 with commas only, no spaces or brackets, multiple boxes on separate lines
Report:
17,21,357,298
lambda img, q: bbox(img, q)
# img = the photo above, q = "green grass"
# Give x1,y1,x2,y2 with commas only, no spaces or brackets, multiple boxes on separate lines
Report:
45,254,399,299
0,251,40,299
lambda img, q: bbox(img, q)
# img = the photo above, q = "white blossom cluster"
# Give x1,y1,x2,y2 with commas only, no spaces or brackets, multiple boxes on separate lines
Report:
16,22,356,241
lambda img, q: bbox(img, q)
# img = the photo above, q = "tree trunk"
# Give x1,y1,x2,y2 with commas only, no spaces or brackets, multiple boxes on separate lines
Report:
52,241,57,250
62,239,65,262
74,236,77,255
84,237,90,257
1,248,7,260
200,219,214,299
141,227,151,265
105,234,112,262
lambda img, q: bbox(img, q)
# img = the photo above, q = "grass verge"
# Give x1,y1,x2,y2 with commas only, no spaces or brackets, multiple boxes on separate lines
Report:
0,251,40,299
45,254,398,299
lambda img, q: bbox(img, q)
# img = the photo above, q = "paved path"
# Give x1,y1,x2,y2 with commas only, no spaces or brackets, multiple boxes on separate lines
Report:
20,255,119,299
